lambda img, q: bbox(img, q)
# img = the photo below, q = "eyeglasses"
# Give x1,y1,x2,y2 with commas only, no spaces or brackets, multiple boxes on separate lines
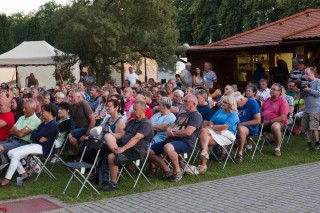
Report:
270,88,280,91
183,100,193,103
222,101,229,105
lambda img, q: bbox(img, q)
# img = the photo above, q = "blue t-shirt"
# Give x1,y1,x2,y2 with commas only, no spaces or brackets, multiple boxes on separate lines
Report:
151,112,176,144
197,105,214,121
210,109,239,134
237,98,260,135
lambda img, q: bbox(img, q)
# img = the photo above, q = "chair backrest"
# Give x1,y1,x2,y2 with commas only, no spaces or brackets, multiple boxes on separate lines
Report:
84,137,103,150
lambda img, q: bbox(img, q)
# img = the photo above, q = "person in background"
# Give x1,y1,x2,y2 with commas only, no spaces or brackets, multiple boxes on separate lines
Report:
184,87,193,96
257,78,270,103
85,67,96,94
79,64,87,83
203,62,217,89
195,89,213,127
252,62,267,84
286,81,298,98
25,73,39,88
245,84,261,107
271,59,289,87
125,67,139,87
165,83,174,100
88,86,101,112
192,67,204,88
232,83,238,92
180,62,193,90
175,74,182,88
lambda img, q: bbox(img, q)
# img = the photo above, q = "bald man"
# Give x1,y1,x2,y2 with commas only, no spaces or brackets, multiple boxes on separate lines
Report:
0,98,15,142
148,94,203,182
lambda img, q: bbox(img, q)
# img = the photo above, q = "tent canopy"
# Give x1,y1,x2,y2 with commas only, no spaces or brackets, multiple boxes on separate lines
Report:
0,41,63,65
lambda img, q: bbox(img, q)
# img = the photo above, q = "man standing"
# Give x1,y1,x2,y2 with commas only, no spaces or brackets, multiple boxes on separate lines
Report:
202,62,217,89
102,101,153,191
233,92,261,164
257,79,270,102
260,83,289,157
125,67,139,87
180,62,192,90
301,67,320,151
289,58,308,89
68,89,95,157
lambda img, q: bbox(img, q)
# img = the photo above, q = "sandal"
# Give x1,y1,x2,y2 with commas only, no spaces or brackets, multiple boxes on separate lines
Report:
147,168,157,176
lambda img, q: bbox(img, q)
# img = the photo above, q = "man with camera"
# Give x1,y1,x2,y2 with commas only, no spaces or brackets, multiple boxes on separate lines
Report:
301,67,320,151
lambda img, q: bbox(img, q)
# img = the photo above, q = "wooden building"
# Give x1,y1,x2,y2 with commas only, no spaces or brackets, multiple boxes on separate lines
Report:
186,9,320,89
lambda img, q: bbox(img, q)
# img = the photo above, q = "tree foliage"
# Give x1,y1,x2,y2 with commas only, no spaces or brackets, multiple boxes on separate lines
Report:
26,16,44,41
0,14,14,54
52,0,179,84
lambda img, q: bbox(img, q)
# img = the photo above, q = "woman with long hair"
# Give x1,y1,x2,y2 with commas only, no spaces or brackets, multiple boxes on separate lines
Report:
10,97,24,122
192,67,204,88
94,86,113,123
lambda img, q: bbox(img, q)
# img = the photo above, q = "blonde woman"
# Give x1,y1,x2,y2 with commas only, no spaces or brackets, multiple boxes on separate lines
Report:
197,95,239,173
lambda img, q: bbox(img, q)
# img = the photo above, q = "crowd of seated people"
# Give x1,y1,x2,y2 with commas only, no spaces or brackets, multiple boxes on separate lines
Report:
0,59,318,192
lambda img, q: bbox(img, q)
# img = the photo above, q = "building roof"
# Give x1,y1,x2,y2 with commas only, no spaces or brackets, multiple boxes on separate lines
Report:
189,9,320,51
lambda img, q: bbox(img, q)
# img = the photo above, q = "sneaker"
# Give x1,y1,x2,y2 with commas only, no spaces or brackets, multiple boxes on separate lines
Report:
234,154,243,164
196,165,207,173
274,150,281,157
50,156,59,164
199,150,209,160
163,170,174,180
305,146,313,151
170,171,183,182
100,182,117,192
314,144,320,151
185,165,199,175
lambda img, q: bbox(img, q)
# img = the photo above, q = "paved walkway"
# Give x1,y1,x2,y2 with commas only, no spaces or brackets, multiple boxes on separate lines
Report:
58,162,320,213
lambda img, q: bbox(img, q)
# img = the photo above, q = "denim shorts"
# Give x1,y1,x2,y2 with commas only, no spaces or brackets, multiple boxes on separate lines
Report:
151,140,193,155
1,138,29,154
70,127,87,139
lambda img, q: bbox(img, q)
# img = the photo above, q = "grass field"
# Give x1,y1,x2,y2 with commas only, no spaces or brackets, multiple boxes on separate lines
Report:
0,134,319,204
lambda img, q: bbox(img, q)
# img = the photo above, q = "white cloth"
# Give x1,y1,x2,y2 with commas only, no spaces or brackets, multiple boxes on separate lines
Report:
208,128,235,146
257,88,271,102
125,73,139,87
6,144,43,180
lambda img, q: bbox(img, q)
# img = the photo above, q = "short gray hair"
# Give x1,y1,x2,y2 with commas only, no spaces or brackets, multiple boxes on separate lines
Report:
24,98,36,110
233,91,244,101
174,89,184,98
194,89,208,100
55,92,65,99
160,97,172,109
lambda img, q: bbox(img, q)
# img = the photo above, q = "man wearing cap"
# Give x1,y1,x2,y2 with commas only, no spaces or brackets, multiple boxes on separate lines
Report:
180,62,192,90
289,58,308,89
203,62,217,89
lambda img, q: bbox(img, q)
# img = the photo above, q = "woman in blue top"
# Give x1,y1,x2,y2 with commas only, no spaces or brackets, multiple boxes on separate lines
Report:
197,95,239,174
1,104,58,187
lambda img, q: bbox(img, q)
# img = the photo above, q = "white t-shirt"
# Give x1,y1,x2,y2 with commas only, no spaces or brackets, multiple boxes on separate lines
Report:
180,69,192,89
125,73,139,87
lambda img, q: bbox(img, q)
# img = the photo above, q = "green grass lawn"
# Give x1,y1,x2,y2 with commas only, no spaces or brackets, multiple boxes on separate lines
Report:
0,134,319,204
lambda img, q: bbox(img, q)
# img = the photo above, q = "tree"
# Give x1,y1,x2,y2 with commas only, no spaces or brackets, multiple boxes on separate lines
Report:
7,13,31,46
243,0,281,31
217,0,246,39
26,16,44,41
35,1,62,46
0,14,14,54
53,0,179,85
174,0,195,45
191,0,222,44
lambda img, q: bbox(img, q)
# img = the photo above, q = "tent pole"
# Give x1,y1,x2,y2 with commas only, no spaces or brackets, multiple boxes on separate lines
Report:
9,66,17,89
56,64,64,85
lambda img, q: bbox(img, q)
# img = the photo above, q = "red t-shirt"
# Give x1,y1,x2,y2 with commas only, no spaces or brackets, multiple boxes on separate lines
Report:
127,107,153,121
261,96,289,125
0,112,15,141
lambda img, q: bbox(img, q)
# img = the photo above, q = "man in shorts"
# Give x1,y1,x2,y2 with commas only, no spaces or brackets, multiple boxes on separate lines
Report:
102,101,153,191
260,83,289,157
301,67,320,151
233,92,261,164
148,94,203,182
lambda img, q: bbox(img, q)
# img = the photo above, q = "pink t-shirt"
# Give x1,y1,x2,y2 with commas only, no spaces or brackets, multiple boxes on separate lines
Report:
261,96,289,125
0,111,15,141
124,97,135,114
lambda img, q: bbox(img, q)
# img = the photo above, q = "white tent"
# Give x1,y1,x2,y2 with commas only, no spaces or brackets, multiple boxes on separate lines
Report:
0,41,79,89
